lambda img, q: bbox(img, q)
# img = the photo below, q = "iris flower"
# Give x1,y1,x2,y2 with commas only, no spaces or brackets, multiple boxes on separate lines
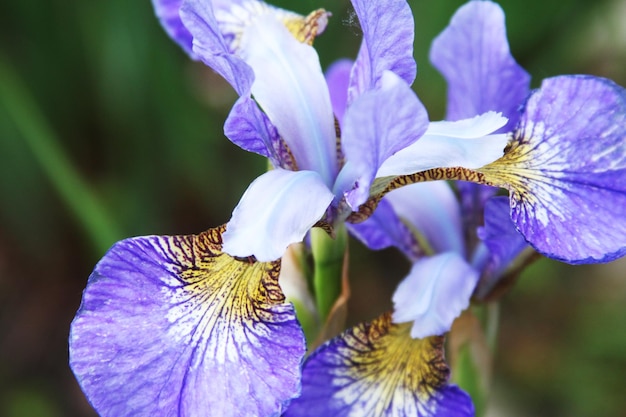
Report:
69,0,626,416
349,0,626,339
288,1,626,415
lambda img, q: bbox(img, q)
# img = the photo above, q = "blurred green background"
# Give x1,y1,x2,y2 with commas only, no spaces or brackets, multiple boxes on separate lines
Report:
0,0,625,416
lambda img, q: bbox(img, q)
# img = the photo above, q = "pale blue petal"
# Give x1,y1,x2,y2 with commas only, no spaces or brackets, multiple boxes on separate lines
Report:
70,229,305,417
376,112,509,177
337,71,429,209
393,252,479,338
222,169,334,262
386,182,465,255
430,0,530,131
240,16,337,184
348,0,417,102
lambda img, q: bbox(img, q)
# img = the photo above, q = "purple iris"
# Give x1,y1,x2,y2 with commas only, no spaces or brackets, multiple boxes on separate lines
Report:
151,0,511,263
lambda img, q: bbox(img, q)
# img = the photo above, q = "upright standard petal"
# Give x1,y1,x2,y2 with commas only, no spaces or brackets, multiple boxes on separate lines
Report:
284,313,474,417
337,71,429,208
393,252,479,339
70,226,305,417
430,0,530,130
240,16,338,184
222,169,334,262
479,75,626,263
348,0,417,102
152,0,195,57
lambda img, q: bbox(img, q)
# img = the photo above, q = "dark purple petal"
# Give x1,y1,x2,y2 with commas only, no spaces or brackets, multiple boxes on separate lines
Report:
70,227,305,417
347,199,422,261
284,313,474,417
348,0,417,102
152,0,195,57
337,71,429,209
474,196,528,297
479,75,626,263
430,0,530,130
325,59,354,127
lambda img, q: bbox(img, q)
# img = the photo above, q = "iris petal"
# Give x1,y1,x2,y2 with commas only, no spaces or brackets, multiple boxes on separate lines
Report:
386,182,465,256
337,71,429,208
284,313,474,417
393,252,479,339
376,112,508,178
347,199,422,261
325,59,354,127
69,227,305,417
152,0,195,57
240,15,337,184
474,196,528,297
430,0,530,130
222,168,334,262
479,75,626,263
180,0,254,95
349,0,417,102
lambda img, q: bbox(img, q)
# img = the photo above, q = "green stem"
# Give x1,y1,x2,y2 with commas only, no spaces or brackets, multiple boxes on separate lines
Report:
452,303,500,417
310,224,347,322
0,56,122,253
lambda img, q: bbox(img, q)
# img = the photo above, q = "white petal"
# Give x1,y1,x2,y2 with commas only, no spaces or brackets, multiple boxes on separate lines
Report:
376,112,509,177
240,16,337,185
223,169,334,262
392,252,479,338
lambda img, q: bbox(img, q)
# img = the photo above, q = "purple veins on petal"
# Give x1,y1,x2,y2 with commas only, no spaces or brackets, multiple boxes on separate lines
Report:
69,226,306,417
348,0,417,102
283,312,474,417
478,75,626,264
430,0,530,131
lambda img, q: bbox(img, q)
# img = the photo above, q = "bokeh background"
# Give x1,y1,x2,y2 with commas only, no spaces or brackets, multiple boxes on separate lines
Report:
1,0,625,416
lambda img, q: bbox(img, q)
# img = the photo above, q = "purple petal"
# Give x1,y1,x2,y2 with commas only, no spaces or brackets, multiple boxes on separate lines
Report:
70,227,305,417
386,182,465,256
284,313,474,417
480,75,626,263
222,169,334,262
325,59,354,127
224,96,279,161
240,16,337,184
180,0,254,96
152,0,195,57
393,252,479,338
348,0,417,102
430,0,530,130
473,196,529,297
337,71,429,208
347,199,422,261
